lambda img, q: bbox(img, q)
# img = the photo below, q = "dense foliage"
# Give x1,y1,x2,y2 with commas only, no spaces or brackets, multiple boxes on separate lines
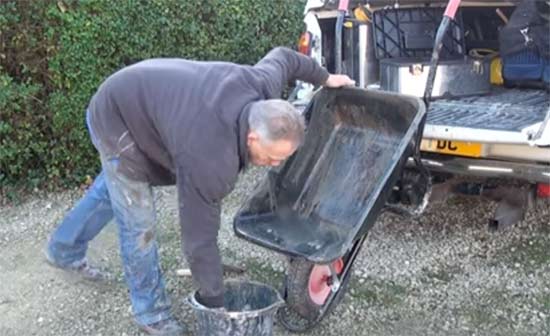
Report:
0,0,304,193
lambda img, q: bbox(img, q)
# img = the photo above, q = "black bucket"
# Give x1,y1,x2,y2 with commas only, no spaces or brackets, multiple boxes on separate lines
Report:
187,280,285,336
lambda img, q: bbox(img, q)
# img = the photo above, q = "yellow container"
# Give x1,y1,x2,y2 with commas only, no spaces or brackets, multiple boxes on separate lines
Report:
491,57,504,85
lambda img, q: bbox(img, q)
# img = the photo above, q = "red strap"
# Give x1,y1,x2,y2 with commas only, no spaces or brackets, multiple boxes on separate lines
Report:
443,0,461,19
338,0,350,11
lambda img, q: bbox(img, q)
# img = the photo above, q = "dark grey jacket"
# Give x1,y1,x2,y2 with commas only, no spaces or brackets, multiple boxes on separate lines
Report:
87,47,329,305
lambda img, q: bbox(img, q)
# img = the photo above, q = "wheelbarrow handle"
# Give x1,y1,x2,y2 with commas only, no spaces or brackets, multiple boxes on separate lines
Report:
444,0,461,19
423,0,462,107
334,0,350,74
338,0,349,11
384,0,461,219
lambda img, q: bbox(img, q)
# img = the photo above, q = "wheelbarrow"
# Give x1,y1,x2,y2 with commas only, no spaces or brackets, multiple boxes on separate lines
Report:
234,87,426,331
234,0,461,330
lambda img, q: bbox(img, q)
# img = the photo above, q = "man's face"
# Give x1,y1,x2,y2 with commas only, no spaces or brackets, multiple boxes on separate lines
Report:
247,131,297,167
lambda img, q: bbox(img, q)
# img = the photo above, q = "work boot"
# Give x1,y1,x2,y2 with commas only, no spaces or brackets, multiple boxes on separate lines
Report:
44,249,112,282
138,319,185,336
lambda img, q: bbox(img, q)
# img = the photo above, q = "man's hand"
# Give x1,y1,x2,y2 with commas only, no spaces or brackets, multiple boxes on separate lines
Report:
324,74,356,88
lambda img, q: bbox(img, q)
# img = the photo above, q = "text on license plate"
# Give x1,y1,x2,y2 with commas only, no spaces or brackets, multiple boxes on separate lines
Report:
420,139,483,158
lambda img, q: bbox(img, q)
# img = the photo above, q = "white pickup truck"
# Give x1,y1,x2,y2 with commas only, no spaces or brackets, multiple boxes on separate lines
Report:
292,0,550,229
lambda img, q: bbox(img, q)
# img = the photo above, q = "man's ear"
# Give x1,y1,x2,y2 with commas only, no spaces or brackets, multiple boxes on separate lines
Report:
247,130,260,144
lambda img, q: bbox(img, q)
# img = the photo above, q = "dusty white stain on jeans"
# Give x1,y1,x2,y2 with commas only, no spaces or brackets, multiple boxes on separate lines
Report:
116,131,135,155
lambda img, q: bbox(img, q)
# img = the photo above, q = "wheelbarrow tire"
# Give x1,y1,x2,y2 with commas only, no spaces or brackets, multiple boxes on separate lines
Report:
280,257,353,331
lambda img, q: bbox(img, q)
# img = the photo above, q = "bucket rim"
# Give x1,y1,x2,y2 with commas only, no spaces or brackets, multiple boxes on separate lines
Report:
187,279,285,319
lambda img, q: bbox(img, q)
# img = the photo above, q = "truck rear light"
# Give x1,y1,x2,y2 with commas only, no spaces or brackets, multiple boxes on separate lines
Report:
298,32,312,55
537,183,550,198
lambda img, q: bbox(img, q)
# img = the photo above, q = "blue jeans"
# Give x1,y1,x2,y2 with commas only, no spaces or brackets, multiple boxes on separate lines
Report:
47,112,171,326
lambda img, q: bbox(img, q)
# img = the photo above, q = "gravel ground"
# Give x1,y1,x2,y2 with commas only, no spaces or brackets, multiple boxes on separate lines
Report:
0,168,549,336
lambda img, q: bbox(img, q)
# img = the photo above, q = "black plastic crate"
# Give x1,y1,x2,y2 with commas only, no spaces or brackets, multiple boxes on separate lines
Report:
372,7,466,60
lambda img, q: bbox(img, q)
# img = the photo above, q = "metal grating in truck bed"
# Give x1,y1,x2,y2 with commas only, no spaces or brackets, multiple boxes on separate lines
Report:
427,88,549,132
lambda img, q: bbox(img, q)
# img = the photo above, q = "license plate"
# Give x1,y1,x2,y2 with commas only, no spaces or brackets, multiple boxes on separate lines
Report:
420,139,483,158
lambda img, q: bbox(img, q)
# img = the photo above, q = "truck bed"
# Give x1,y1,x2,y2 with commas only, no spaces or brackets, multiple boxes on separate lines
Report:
427,88,549,132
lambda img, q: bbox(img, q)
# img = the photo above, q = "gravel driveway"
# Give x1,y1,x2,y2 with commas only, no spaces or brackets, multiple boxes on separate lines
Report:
1,168,549,336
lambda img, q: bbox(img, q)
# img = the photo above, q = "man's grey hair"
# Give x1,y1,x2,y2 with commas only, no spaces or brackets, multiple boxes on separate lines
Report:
248,99,305,145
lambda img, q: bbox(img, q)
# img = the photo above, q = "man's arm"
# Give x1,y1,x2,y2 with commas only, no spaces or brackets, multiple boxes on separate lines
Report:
176,164,225,307
253,47,354,99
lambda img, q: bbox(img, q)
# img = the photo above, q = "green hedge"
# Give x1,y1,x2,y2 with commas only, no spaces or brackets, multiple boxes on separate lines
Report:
0,0,304,192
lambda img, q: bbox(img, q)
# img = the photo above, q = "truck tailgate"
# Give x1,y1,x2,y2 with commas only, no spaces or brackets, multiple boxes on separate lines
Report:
424,88,549,144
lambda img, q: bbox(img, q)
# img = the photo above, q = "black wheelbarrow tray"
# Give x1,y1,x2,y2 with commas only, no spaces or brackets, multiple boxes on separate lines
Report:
234,87,426,264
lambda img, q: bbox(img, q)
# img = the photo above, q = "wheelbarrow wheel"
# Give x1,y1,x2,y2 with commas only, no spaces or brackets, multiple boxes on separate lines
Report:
278,257,353,332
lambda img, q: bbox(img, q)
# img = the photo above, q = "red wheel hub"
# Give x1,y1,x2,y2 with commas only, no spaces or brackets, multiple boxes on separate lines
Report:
308,258,344,305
